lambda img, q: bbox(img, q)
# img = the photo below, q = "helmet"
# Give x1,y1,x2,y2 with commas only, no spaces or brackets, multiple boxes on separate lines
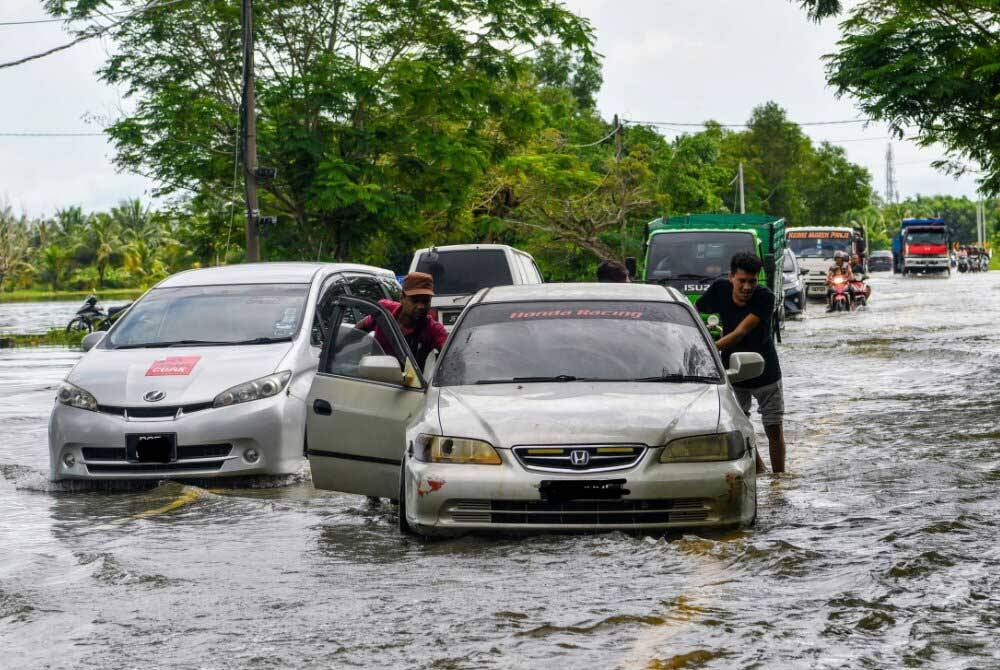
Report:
834,251,848,261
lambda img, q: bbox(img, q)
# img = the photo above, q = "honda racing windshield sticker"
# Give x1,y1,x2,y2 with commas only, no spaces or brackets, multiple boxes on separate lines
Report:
146,356,201,377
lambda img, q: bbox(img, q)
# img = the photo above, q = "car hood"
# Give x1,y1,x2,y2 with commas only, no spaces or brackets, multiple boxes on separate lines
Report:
67,344,292,406
436,382,721,448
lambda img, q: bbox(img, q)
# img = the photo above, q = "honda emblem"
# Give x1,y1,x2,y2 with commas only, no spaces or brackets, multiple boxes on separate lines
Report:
569,450,590,466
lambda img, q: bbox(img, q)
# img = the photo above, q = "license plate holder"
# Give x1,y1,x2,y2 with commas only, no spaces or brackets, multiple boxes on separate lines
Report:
127,433,177,463
539,479,629,503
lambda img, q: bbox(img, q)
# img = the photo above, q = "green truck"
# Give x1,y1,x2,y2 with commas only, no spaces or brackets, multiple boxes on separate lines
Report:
628,213,787,338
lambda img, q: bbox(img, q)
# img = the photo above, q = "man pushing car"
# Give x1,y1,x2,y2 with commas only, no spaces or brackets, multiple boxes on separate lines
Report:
695,253,786,474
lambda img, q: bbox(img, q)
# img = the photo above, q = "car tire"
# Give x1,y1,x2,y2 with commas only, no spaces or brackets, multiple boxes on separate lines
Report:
398,464,417,536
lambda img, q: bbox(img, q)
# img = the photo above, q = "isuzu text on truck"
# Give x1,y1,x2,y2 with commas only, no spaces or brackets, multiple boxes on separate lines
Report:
892,218,950,276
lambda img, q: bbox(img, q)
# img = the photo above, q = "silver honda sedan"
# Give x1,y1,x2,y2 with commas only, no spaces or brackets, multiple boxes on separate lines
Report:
306,282,764,535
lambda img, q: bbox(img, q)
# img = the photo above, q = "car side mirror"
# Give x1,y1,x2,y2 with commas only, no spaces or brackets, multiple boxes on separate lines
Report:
726,352,765,383
81,331,106,352
624,256,638,279
358,355,404,385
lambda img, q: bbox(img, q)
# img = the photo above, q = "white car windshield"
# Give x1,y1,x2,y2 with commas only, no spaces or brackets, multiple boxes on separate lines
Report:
106,284,309,349
435,301,721,386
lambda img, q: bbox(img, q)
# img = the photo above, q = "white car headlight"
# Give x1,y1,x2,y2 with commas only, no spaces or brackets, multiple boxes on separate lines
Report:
213,371,292,408
659,431,747,463
56,382,98,411
413,434,502,465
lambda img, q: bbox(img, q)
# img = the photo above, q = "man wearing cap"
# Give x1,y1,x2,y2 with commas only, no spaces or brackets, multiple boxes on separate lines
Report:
356,272,448,370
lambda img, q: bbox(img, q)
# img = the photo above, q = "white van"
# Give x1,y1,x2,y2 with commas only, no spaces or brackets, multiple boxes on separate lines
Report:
408,244,543,328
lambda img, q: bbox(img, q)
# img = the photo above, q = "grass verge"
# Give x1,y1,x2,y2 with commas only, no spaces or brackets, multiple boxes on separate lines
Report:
0,328,85,348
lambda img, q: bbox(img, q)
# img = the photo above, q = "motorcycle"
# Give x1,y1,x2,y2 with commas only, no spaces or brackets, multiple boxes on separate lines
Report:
828,276,851,313
65,295,132,333
958,254,969,273
849,276,869,309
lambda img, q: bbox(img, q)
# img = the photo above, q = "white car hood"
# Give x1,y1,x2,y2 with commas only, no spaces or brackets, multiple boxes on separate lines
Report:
68,344,291,406
437,382,721,448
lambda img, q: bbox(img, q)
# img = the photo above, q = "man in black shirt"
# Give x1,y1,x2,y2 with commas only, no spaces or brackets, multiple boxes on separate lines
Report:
695,252,786,473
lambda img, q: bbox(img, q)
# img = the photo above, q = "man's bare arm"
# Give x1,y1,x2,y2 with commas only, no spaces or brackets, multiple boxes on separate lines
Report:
715,313,761,350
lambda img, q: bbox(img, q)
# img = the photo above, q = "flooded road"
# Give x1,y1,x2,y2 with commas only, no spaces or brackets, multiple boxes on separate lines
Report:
2,273,999,668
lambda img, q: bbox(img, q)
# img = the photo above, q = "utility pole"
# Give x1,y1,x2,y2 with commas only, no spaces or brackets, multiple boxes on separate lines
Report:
613,115,626,258
885,143,898,205
738,162,745,214
613,114,623,161
240,0,260,262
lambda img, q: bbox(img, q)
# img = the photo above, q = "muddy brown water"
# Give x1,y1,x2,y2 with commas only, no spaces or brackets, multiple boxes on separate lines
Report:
2,274,999,668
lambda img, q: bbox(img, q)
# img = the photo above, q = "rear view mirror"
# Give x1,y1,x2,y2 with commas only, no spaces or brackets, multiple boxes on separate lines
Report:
726,352,765,383
358,355,404,385
81,331,106,352
624,256,638,279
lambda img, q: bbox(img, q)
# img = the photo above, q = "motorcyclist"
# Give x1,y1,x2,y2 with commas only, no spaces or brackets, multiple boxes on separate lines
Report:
850,253,872,302
826,250,854,310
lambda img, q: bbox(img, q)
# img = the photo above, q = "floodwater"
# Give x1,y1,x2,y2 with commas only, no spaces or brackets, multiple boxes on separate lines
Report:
2,273,999,668
0,300,81,334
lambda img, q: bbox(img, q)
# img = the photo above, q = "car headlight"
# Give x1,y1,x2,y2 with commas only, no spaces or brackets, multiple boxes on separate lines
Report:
413,434,502,465
213,371,292,408
659,431,747,463
56,382,98,411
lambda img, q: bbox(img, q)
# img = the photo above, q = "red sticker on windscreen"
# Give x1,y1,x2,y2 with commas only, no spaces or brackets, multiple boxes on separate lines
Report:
146,356,201,376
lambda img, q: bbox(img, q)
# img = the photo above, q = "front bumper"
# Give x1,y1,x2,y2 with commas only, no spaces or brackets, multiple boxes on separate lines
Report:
48,393,306,481
904,257,949,270
402,448,756,535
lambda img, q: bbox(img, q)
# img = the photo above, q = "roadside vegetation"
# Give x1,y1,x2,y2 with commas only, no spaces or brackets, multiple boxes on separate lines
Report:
1,0,994,296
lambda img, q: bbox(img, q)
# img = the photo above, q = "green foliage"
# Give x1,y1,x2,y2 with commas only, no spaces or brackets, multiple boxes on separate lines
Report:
819,0,1000,194
0,205,33,291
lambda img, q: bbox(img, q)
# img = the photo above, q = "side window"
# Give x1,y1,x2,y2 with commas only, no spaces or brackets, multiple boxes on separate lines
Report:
311,277,349,346
380,275,402,301
323,302,405,379
526,257,543,283
347,275,385,303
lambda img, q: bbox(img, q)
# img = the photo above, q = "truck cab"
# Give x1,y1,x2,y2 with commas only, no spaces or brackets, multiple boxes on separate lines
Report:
408,244,543,330
639,214,786,336
893,219,950,275
787,227,866,300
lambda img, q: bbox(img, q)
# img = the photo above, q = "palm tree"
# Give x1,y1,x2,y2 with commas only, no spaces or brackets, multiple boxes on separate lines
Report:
38,244,72,292
114,199,175,286
0,206,33,292
87,213,121,287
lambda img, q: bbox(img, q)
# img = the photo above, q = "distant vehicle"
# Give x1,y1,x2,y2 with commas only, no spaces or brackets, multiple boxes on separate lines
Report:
787,226,867,300
869,250,893,272
49,262,399,482
409,244,543,330
828,275,851,312
65,295,131,333
632,213,786,337
305,282,762,536
893,219,950,276
782,248,808,318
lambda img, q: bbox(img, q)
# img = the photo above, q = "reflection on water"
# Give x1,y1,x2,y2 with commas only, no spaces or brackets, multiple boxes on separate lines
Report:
0,300,83,334
2,273,1000,667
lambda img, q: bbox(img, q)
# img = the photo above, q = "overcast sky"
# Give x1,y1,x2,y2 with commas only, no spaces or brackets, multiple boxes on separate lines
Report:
0,0,982,218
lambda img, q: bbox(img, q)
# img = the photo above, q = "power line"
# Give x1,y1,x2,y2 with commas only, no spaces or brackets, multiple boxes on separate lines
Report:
625,118,868,128
0,131,104,136
0,8,140,26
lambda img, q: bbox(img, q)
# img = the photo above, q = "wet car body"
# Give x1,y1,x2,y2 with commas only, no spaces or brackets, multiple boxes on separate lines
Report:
782,248,807,318
49,262,399,481
306,283,762,536
869,250,893,272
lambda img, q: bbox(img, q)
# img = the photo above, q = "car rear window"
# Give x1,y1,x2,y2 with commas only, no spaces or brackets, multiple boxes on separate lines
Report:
415,250,513,295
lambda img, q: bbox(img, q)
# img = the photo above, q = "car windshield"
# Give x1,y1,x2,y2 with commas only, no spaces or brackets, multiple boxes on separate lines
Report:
415,249,513,295
647,232,754,281
787,231,853,259
906,231,946,244
106,284,309,348
435,300,721,386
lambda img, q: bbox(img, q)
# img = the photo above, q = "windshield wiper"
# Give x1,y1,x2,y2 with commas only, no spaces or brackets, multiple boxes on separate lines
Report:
475,375,582,384
113,337,291,349
631,374,721,384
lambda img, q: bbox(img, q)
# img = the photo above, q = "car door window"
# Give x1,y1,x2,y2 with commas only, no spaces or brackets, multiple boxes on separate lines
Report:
346,275,385,303
322,298,422,386
312,276,349,346
379,275,402,301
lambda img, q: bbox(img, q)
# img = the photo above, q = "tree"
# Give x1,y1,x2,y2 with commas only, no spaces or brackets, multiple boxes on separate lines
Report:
0,206,33,291
44,0,596,264
86,213,121,287
799,143,873,226
798,0,1000,194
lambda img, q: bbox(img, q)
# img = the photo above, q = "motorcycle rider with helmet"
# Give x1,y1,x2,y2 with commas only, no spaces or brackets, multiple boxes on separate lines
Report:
826,250,855,311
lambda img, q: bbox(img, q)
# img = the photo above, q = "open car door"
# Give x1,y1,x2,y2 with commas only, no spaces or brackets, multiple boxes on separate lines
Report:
306,297,426,499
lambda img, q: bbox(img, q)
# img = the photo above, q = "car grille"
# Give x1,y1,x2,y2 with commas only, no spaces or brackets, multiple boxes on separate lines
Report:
96,402,214,419
512,445,645,473
82,444,232,474
443,498,710,525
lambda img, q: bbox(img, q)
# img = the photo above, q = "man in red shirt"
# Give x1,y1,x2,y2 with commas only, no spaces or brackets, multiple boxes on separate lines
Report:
357,272,448,370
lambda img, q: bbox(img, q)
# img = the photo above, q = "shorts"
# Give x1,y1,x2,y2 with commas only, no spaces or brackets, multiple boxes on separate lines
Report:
734,380,784,427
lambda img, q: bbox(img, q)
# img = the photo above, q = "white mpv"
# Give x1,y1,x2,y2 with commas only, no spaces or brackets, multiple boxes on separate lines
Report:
306,282,764,535
49,262,399,481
